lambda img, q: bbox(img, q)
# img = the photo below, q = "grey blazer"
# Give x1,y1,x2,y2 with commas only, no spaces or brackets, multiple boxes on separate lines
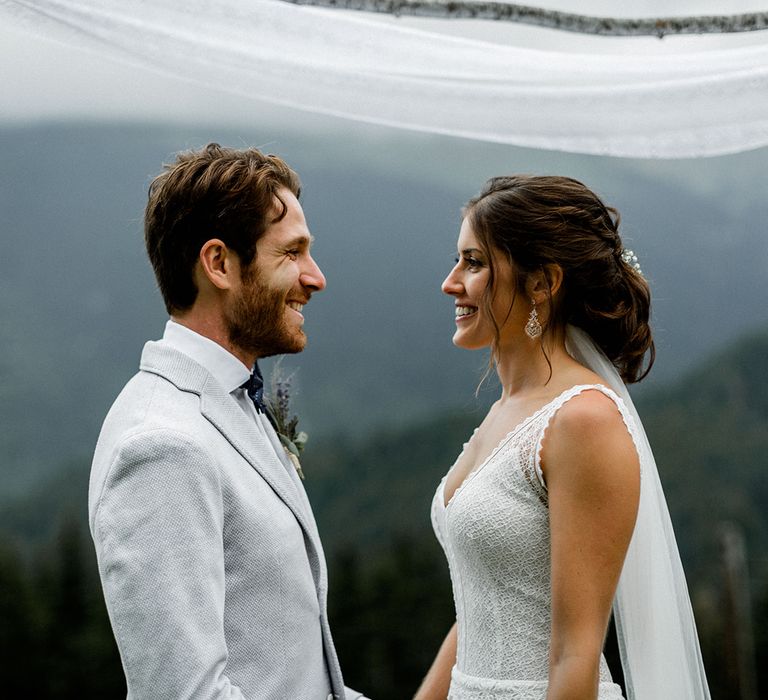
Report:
89,341,362,700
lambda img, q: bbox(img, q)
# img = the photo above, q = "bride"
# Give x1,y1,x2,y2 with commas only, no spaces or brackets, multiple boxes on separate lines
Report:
415,176,710,700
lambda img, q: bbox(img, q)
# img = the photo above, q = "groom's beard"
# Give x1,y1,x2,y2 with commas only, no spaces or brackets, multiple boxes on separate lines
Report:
225,267,306,359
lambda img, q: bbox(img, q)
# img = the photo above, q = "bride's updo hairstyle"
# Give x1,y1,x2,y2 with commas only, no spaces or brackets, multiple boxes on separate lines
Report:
464,175,655,383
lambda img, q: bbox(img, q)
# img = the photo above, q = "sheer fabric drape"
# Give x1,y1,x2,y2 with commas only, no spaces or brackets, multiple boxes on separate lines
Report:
1,0,767,157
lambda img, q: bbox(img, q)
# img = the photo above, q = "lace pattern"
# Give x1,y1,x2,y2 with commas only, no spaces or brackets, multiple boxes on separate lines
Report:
432,385,629,695
449,667,625,700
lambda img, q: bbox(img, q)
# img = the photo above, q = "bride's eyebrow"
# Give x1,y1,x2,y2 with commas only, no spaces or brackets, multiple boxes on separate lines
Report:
461,248,483,256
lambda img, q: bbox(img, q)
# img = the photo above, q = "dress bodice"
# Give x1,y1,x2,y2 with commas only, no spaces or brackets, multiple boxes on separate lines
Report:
432,384,629,698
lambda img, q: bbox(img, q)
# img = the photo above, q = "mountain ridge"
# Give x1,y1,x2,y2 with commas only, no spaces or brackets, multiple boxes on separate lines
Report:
1,122,766,496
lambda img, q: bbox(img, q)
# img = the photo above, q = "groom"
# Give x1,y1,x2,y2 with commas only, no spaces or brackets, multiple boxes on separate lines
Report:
89,143,366,700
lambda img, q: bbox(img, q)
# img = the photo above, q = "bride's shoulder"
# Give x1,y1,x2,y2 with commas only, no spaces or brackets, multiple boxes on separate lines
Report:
551,387,625,435
541,387,639,484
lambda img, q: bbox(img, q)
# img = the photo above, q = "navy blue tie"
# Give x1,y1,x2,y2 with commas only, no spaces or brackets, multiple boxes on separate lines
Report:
242,363,280,434
242,362,268,414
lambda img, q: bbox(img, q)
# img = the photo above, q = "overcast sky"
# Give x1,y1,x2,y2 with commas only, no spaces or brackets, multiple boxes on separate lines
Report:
1,0,766,129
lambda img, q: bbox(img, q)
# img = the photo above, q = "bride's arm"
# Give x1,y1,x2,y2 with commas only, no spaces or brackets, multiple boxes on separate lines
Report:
413,622,457,700
542,391,640,700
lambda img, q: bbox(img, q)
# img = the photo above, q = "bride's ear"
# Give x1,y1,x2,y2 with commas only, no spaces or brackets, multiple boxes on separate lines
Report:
526,264,563,305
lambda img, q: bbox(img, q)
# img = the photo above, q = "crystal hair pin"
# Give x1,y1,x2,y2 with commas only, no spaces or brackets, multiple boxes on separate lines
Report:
620,249,643,276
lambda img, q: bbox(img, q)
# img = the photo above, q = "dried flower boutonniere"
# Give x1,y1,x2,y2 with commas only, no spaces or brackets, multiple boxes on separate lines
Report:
264,365,308,480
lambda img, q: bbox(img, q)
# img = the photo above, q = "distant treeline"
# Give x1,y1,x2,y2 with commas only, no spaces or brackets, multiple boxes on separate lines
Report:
2,328,767,697
0,516,123,697
1,514,767,698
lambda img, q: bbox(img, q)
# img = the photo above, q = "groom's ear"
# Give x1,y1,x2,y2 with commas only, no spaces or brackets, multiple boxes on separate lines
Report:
197,238,239,291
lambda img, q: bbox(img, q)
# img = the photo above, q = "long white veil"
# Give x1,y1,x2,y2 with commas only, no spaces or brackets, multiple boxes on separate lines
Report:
565,325,711,700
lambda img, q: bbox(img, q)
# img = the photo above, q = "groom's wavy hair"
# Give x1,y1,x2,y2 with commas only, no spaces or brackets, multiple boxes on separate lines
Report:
144,143,301,314
464,175,655,384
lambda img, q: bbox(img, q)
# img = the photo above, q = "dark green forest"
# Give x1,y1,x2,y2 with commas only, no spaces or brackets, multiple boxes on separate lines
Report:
1,327,767,698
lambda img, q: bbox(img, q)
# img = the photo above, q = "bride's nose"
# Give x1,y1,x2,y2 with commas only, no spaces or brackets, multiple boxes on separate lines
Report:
441,267,463,296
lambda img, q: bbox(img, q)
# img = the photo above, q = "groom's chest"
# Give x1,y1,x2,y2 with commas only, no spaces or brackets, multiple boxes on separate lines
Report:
210,427,321,567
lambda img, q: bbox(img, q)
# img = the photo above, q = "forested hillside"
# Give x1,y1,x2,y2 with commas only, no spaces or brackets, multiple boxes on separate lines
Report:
304,328,768,573
314,327,768,698
1,326,766,698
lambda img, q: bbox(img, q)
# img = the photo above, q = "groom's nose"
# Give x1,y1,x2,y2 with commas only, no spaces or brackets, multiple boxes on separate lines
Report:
301,254,326,292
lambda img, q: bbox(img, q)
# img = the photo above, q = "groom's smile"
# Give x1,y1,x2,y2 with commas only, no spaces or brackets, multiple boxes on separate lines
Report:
286,300,305,319
226,187,325,360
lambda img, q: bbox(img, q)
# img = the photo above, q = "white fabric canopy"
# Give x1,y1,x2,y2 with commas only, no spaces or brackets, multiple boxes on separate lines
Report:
2,0,768,157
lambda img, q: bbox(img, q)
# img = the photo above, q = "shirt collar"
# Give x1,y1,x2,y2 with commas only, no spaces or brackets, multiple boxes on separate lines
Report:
161,319,251,394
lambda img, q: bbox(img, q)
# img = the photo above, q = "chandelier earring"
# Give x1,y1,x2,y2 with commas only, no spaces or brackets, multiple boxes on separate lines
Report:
525,299,542,339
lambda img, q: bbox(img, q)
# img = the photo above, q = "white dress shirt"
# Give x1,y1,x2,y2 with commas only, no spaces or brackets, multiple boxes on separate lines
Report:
163,318,253,409
161,319,303,486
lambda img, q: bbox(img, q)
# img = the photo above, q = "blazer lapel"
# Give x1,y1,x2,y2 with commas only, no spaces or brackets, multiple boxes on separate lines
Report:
140,341,323,576
260,415,315,515
199,378,311,527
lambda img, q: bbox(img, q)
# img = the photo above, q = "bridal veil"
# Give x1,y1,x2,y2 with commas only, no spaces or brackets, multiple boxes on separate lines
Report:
566,325,711,700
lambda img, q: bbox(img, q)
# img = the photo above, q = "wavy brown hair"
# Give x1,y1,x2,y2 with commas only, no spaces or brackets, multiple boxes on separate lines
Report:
464,175,654,383
145,143,301,314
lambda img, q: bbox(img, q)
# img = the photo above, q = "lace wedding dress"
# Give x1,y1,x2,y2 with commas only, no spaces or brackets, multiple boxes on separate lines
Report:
431,384,629,700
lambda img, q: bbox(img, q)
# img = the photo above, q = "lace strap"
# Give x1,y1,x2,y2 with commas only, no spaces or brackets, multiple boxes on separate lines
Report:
532,384,642,490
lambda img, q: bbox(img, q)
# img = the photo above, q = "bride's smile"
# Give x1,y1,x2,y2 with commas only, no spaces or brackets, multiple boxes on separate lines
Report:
442,216,546,366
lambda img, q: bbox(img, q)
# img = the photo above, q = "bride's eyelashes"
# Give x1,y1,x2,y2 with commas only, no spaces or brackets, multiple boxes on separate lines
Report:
453,255,485,271
465,255,485,271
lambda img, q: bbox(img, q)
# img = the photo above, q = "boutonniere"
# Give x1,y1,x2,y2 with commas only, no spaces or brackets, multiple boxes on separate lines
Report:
265,365,308,480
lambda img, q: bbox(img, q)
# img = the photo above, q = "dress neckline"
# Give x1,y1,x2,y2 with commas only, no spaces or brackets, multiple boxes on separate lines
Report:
441,383,608,510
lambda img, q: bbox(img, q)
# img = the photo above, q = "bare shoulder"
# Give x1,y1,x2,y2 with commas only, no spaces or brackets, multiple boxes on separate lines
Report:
551,388,627,439
542,388,639,489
